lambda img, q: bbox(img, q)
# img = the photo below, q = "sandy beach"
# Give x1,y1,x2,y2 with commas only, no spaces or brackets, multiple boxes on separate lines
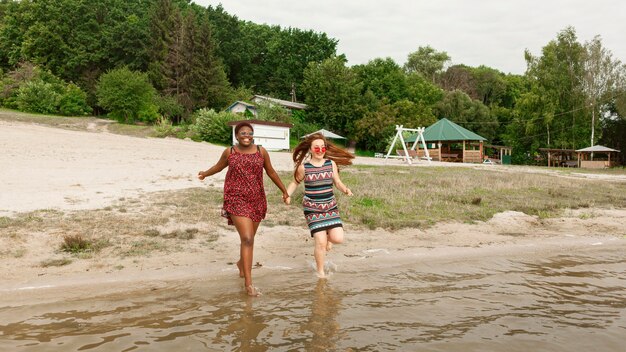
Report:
1,119,625,305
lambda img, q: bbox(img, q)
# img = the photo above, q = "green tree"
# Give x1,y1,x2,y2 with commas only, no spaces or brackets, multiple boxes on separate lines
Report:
96,67,158,123
302,56,362,135
206,4,245,86
185,10,231,111
404,46,451,83
353,58,408,103
434,90,497,141
581,35,625,147
405,72,444,106
354,103,397,152
522,27,586,149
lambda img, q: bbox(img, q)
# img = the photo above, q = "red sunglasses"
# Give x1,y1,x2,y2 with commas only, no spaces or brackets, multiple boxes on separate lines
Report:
313,146,327,153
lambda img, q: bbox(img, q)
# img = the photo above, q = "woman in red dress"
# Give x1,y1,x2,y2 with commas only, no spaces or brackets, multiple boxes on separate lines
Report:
198,122,288,296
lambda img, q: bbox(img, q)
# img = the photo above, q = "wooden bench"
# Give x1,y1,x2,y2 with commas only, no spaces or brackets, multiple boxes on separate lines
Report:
397,149,418,159
563,160,578,168
441,153,460,162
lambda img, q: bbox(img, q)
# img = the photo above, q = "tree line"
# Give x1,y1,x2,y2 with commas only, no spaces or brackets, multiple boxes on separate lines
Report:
0,0,624,164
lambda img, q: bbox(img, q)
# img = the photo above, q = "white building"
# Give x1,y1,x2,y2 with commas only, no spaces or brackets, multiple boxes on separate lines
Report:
228,120,293,151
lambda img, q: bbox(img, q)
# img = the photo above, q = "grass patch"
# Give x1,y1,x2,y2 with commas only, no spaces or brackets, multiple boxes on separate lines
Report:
40,258,72,267
122,240,166,257
60,234,92,254
60,234,109,254
268,165,626,230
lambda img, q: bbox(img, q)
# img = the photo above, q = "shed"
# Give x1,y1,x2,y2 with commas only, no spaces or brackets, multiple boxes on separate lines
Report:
228,120,293,151
225,101,257,116
575,145,621,168
537,148,577,167
406,118,487,163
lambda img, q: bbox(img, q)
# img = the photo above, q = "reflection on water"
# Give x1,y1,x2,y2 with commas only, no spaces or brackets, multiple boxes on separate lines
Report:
1,246,625,351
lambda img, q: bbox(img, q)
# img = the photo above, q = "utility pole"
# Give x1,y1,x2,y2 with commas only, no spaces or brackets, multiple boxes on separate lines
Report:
290,83,297,102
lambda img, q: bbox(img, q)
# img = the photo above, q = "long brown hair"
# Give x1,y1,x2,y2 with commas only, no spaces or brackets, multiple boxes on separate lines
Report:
292,133,354,180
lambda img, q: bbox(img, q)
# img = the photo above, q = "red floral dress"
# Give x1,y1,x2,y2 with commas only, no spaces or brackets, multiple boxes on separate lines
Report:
221,146,267,225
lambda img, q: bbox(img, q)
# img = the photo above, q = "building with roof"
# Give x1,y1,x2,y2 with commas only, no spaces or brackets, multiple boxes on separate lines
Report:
227,120,293,151
406,118,488,163
225,101,257,116
251,95,307,111
576,145,621,168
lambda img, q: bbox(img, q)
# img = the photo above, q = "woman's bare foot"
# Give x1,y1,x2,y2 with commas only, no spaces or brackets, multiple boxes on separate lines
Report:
316,270,326,279
236,260,244,278
245,285,261,297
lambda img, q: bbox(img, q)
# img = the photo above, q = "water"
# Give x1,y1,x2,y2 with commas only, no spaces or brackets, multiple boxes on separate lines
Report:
1,245,625,351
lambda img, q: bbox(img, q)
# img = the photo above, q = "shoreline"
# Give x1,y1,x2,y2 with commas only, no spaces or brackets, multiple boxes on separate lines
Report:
2,213,624,307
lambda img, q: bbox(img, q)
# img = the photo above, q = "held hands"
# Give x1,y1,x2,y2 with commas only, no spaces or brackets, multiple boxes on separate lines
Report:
283,192,291,205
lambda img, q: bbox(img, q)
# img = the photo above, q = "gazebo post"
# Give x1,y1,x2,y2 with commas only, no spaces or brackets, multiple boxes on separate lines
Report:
548,151,551,167
438,142,442,162
479,141,483,160
462,140,466,163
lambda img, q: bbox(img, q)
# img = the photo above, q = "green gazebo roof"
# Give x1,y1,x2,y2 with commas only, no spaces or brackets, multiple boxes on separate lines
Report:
406,118,486,143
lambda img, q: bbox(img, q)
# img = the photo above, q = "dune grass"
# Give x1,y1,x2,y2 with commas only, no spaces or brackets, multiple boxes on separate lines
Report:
268,165,626,230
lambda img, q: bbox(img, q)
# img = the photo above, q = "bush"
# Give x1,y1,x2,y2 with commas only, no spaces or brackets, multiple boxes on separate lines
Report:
58,83,92,116
16,80,60,114
192,108,239,144
61,234,91,254
153,115,178,137
155,95,184,122
96,67,158,123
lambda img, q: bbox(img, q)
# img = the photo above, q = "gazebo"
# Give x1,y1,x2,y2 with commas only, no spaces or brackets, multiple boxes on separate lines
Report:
301,129,345,140
576,145,621,168
537,148,578,167
406,118,487,163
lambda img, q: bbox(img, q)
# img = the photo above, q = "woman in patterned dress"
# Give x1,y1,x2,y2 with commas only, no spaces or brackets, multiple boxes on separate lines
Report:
198,122,289,296
285,133,354,278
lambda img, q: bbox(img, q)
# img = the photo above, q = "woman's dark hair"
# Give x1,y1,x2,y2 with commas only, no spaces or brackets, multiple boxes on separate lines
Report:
235,122,254,135
292,133,354,181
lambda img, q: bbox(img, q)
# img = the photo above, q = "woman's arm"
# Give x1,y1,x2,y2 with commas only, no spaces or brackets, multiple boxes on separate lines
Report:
285,164,305,204
198,148,229,180
261,147,289,201
331,160,352,196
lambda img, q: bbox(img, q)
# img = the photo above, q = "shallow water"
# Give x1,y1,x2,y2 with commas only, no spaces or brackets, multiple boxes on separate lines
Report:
1,245,625,351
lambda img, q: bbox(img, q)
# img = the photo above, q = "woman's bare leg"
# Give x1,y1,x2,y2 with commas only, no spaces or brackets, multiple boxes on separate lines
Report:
231,215,261,296
313,232,328,278
326,226,344,251
236,219,260,278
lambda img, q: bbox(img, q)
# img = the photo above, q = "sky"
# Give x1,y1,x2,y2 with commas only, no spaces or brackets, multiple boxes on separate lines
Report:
194,0,625,75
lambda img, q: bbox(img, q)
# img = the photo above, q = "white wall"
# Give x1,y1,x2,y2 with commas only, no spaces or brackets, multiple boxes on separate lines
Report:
232,124,290,151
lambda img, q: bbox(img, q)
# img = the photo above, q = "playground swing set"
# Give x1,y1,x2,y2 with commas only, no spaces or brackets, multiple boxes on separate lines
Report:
384,125,432,165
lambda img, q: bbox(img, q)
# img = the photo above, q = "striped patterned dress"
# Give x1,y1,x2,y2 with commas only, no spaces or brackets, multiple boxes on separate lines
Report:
303,159,343,236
